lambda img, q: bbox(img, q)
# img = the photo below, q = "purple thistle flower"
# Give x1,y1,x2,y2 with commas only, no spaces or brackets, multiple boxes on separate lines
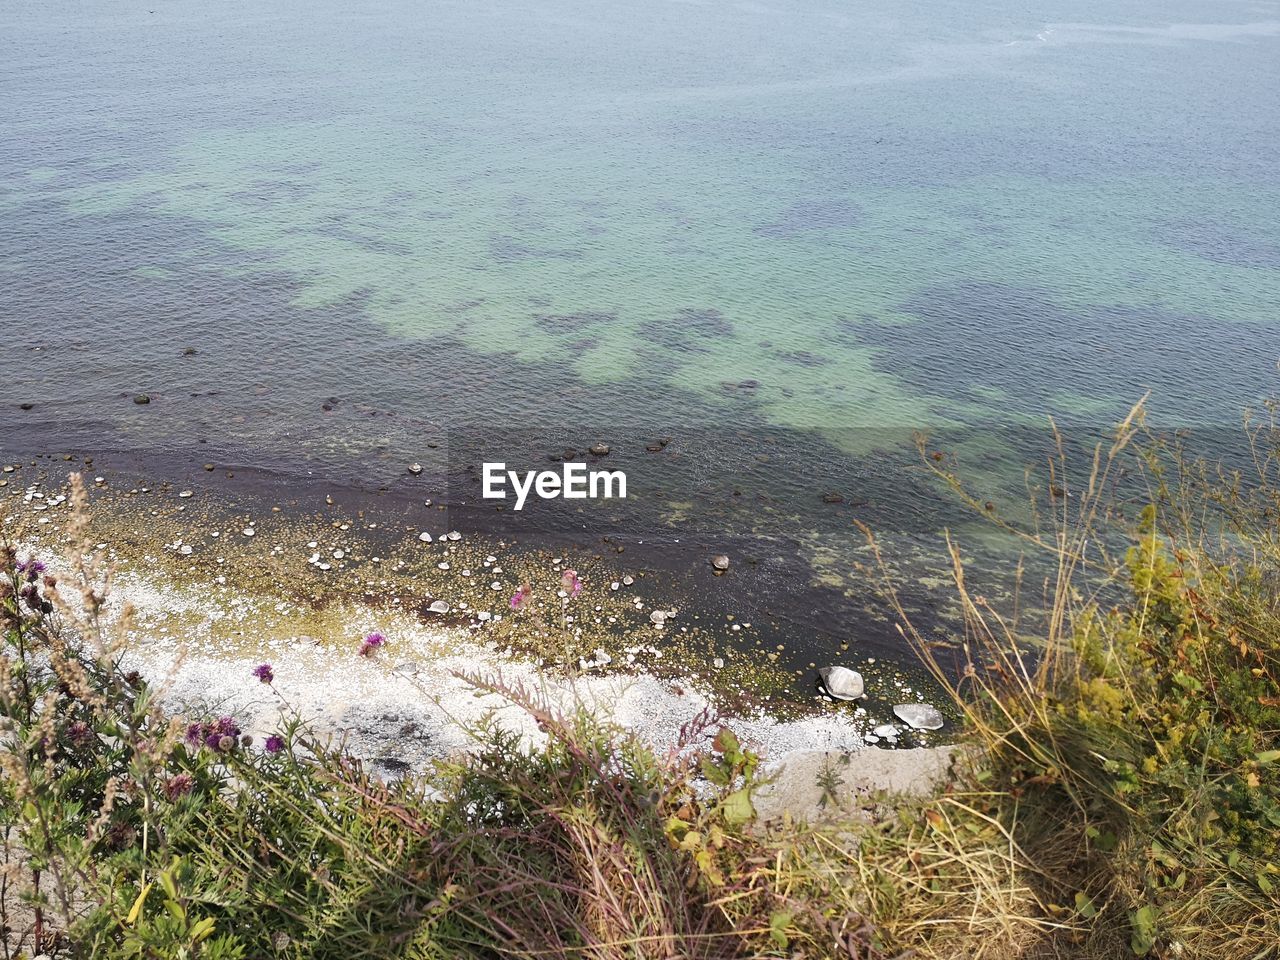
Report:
214,716,241,738
67,721,92,746
253,663,274,684
163,773,194,801
264,734,285,755
358,632,386,657
16,558,46,583
186,716,243,753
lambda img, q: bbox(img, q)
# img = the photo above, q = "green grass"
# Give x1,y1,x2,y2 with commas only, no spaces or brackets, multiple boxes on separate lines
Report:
3,403,1279,958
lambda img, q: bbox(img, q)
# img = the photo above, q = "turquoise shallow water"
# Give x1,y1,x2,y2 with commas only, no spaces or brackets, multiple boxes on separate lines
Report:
2,0,1279,616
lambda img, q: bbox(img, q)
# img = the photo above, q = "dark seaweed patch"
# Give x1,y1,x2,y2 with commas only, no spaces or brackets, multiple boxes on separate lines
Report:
637,308,735,353
1158,219,1280,270
753,199,861,239
490,236,584,263
774,349,831,368
863,282,1279,419
534,311,617,332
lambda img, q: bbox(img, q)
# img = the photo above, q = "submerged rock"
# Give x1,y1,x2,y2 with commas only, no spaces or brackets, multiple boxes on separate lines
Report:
427,599,449,614
711,555,730,571
818,665,865,701
893,703,944,731
407,462,423,475
589,442,610,456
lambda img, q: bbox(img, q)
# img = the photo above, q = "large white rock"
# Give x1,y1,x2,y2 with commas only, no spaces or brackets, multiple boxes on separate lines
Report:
893,703,944,731
818,665,865,701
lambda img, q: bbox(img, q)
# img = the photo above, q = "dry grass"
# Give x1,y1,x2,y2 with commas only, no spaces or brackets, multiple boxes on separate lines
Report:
5,404,1280,959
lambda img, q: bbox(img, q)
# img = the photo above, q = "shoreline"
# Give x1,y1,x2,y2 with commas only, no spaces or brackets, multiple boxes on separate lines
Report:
3,452,956,797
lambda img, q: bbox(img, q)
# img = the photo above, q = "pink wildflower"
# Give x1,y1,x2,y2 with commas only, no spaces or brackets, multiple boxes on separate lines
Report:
561,568,582,598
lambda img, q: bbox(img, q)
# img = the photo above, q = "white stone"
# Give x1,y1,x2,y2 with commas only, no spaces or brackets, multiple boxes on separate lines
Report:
418,532,433,542
893,704,944,731
818,665,865,701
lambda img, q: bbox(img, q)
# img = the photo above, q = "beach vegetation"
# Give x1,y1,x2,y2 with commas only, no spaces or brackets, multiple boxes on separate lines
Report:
3,403,1279,958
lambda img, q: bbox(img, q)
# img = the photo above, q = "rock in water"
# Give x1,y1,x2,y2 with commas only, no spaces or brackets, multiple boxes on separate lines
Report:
819,665,865,701
711,555,730,571
407,462,423,475
893,703,944,731
589,443,610,456
427,599,449,614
